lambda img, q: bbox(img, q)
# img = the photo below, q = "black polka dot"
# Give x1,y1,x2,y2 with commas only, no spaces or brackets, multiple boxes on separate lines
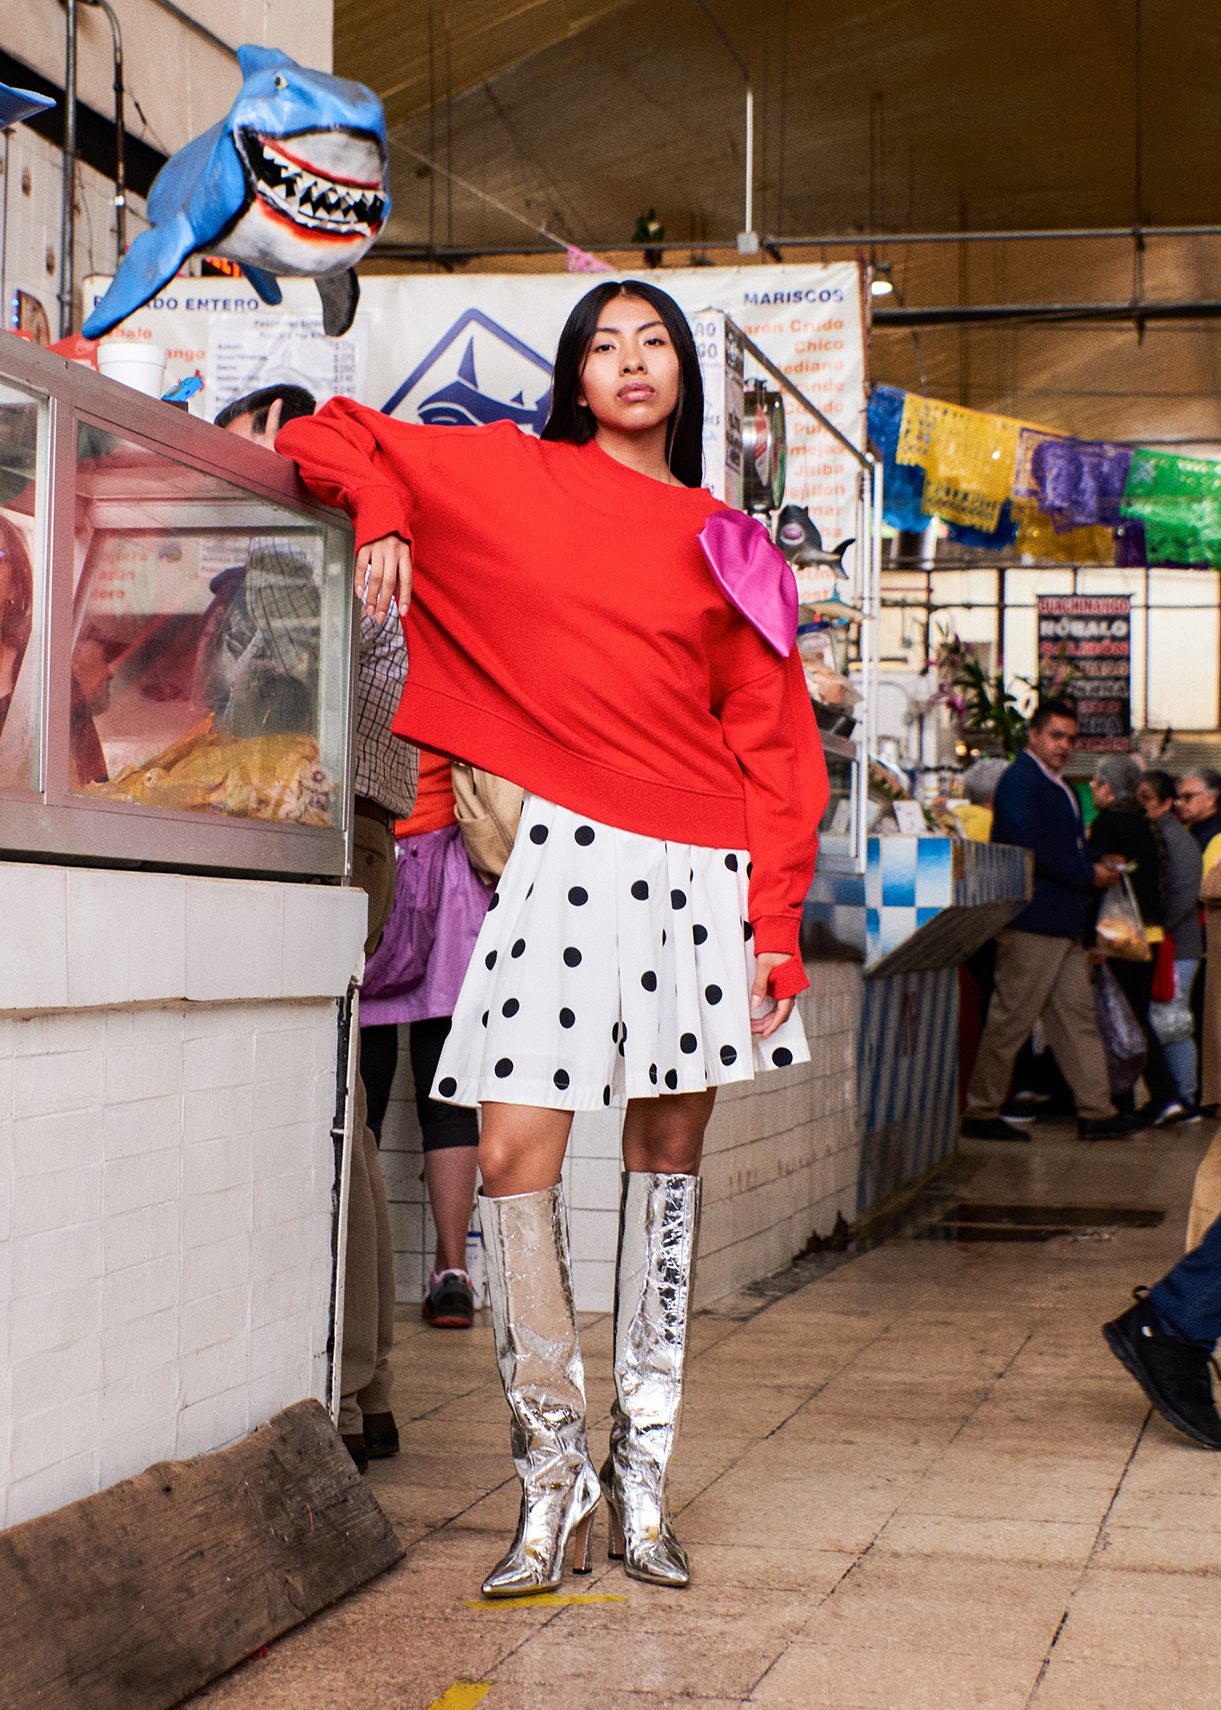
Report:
526,884,535,899
705,984,723,1005
618,1040,626,1057
511,938,526,958
437,1076,457,1097
602,1084,612,1106
664,1069,679,1090
631,879,650,901
611,1021,623,1044
649,1064,658,1085
563,946,582,968
485,950,497,970
502,998,519,1018
772,1047,793,1067
747,860,754,878
670,888,687,910
495,1058,514,1078
481,1011,489,1028
680,1032,698,1054
575,825,596,846
641,970,658,992
720,1044,737,1066
568,886,588,906
553,1068,570,1090
743,921,754,942
693,924,708,946
559,1007,576,1028
724,853,739,872
488,891,500,910
529,824,549,845
662,929,668,947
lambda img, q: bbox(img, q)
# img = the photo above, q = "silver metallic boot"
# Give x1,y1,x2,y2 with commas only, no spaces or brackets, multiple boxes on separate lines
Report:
601,1170,701,1588
479,1183,601,1599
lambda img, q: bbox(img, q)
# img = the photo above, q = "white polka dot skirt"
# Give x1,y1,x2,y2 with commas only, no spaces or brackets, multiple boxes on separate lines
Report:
431,794,810,1112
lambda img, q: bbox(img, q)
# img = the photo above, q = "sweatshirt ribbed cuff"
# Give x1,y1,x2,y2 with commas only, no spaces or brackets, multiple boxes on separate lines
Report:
353,486,413,554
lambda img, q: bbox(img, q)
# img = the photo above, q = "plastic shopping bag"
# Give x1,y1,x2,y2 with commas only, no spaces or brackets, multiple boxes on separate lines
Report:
1095,872,1152,962
1095,962,1147,1098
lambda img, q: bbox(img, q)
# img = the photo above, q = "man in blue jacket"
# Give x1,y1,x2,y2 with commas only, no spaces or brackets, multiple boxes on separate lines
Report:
963,698,1134,1142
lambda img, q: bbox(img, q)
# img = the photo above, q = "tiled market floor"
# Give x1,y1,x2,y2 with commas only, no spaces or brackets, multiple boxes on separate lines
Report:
192,1119,1221,1710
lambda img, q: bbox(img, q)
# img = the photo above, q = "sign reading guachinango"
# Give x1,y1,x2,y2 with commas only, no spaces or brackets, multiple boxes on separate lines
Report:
1037,595,1131,753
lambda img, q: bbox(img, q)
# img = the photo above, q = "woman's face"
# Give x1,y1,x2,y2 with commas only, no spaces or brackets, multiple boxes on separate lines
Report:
577,295,681,436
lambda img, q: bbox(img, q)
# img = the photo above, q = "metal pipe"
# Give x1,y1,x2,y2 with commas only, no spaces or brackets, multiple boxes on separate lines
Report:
744,81,754,240
80,0,126,262
736,326,870,467
1,127,11,333
371,223,1221,264
58,0,78,337
874,299,1221,328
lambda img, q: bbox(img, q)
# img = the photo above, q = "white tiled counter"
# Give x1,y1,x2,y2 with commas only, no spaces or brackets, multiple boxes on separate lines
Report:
380,960,861,1314
0,863,366,1530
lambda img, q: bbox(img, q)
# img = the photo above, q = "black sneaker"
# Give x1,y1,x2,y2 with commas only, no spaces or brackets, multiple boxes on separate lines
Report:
362,1410,400,1459
961,1116,1031,1142
1103,1295,1221,1448
1078,1112,1146,1140
999,1101,1039,1124
422,1268,475,1329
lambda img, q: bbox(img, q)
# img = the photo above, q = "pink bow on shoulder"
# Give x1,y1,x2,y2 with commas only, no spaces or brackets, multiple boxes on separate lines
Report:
697,509,798,657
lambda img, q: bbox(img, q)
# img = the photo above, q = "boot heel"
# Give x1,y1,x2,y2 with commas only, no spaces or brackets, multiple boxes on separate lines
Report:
570,1505,596,1575
606,1498,625,1561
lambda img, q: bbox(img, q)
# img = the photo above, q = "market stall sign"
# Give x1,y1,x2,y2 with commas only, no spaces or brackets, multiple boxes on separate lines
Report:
1037,594,1131,753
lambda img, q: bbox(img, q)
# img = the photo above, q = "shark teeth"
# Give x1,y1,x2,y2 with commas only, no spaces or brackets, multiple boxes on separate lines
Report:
242,130,387,237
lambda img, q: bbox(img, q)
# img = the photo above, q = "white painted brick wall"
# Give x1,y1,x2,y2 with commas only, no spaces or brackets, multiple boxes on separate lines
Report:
379,961,862,1314
0,997,342,1531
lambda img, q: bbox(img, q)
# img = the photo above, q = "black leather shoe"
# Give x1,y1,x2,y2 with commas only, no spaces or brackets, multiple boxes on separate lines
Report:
1078,1112,1145,1140
961,1116,1031,1142
362,1410,400,1459
340,1432,369,1474
1103,1296,1221,1448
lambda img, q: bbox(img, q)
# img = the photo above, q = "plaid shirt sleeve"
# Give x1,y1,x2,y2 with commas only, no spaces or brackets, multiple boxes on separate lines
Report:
353,607,418,819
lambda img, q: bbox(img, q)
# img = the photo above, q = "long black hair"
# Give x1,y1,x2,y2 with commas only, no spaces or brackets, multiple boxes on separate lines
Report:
541,279,704,488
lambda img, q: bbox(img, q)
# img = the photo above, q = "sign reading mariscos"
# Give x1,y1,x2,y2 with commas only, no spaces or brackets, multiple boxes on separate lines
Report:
1037,595,1132,753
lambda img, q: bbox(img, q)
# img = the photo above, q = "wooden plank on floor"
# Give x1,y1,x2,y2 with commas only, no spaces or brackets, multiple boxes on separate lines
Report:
0,1399,405,1710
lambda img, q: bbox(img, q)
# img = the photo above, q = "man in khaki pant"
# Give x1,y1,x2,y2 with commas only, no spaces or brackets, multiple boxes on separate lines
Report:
219,386,418,1470
962,699,1136,1143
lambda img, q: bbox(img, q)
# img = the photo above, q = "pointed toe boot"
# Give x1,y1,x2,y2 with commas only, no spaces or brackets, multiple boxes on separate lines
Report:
479,1183,601,1598
601,1170,701,1588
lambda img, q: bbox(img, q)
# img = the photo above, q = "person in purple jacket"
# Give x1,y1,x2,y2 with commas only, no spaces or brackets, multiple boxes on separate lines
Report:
961,699,1137,1143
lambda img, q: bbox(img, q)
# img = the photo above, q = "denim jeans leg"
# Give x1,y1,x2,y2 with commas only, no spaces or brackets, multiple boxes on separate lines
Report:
1148,1211,1221,1347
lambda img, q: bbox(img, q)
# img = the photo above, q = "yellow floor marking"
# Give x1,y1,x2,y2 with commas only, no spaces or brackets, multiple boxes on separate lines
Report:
425,1684,492,1710
464,1592,628,1610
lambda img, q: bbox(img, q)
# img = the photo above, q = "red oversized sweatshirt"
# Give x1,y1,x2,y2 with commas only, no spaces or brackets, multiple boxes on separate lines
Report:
278,401,828,998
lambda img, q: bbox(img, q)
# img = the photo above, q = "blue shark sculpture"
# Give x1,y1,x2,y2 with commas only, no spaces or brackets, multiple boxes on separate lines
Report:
83,45,390,340
0,82,56,128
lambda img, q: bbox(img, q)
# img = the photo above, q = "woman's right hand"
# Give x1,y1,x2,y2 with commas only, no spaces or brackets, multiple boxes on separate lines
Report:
356,533,413,621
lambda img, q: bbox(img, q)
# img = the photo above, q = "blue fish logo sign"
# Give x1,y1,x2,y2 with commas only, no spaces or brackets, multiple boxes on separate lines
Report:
382,308,552,432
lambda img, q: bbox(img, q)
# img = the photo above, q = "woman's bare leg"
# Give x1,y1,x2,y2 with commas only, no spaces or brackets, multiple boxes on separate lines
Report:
479,1101,574,1196
424,1145,480,1272
620,1088,716,1175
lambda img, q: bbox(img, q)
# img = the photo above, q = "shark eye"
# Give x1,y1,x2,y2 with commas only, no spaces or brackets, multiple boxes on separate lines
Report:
273,73,287,90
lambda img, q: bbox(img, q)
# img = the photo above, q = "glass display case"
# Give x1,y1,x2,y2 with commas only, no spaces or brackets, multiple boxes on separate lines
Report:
0,336,355,877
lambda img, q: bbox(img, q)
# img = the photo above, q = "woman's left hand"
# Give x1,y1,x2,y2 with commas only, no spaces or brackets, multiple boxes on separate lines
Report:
750,953,794,1037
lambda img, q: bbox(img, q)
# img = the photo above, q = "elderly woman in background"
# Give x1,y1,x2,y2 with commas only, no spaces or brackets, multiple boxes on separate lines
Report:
1089,753,1183,1125
950,757,1009,843
1138,769,1204,1115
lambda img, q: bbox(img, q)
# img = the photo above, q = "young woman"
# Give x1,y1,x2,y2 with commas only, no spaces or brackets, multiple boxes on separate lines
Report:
278,279,828,1596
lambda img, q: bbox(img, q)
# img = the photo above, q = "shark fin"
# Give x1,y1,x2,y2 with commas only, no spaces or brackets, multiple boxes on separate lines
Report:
242,265,283,305
236,44,298,77
316,269,359,337
82,211,199,340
